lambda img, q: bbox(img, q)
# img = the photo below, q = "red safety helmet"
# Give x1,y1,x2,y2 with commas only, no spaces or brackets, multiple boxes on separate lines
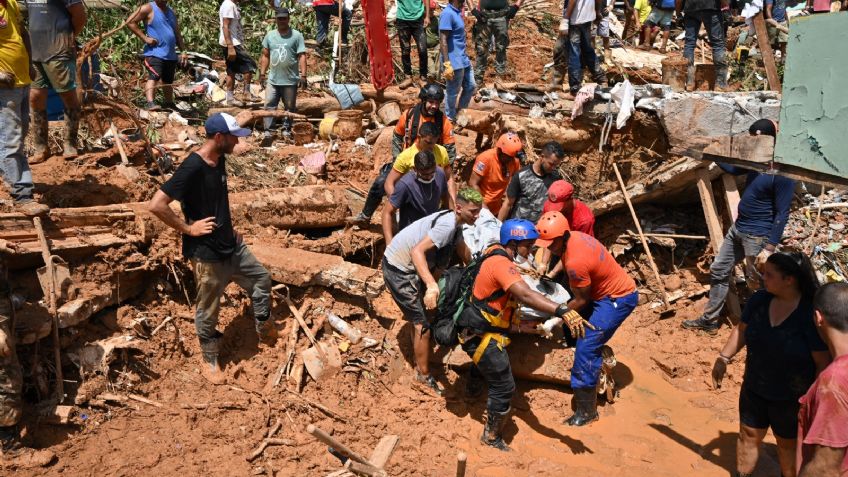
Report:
535,211,571,247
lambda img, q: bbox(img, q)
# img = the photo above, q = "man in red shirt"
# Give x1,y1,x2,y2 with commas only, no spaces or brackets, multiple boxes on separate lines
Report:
797,282,848,476
542,180,595,237
536,211,638,426
469,132,523,212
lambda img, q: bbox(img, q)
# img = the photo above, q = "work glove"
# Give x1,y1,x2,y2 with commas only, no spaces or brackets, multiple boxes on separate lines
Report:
0,328,10,358
507,4,519,19
424,283,440,310
0,71,15,88
442,61,455,81
471,8,483,20
556,305,596,339
755,247,774,272
298,76,309,89
537,316,563,338
712,355,729,389
559,18,570,36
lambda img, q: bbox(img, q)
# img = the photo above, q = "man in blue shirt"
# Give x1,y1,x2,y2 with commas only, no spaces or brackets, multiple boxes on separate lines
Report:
765,0,789,56
683,119,796,334
381,150,449,245
126,0,189,111
439,0,475,121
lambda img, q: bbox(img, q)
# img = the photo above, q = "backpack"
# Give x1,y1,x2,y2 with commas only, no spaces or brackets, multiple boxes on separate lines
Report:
431,247,510,347
403,104,444,149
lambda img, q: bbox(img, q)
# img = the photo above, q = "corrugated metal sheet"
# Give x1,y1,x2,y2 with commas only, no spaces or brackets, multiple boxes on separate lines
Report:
774,12,848,180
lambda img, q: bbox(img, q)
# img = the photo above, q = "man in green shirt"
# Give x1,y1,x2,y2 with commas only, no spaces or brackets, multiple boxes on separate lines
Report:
258,8,307,144
471,0,522,84
396,0,430,89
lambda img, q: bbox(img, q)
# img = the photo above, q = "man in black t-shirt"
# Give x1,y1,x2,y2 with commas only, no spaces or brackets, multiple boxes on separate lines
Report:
148,113,272,385
497,141,564,223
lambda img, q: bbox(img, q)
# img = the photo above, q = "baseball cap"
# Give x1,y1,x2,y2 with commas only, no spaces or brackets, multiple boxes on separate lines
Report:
205,113,251,138
541,180,574,214
275,7,290,17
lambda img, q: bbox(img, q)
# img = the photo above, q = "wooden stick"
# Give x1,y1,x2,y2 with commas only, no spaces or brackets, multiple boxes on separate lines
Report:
306,424,369,465
284,390,346,422
127,393,163,408
627,232,708,240
283,296,329,363
456,452,467,477
752,12,782,92
151,316,174,336
611,162,670,308
110,123,129,165
33,217,64,402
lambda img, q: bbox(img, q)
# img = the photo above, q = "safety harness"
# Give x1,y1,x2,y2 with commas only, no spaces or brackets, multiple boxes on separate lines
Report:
403,104,444,149
460,246,520,364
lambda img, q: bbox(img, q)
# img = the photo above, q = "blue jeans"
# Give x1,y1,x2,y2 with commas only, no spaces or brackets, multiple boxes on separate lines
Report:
314,3,352,45
572,291,639,389
567,22,605,94
263,84,298,131
701,224,767,323
444,65,476,121
0,86,33,201
682,10,727,87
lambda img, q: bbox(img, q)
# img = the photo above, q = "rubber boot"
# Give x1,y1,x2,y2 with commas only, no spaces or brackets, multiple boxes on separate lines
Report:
480,407,511,451
199,338,226,385
0,426,56,468
715,63,729,91
62,108,81,160
255,316,275,342
30,110,50,163
686,61,696,92
565,387,599,426
547,68,565,92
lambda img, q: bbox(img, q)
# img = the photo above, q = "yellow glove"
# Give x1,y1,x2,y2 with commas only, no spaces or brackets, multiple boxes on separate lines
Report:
442,61,455,81
424,283,440,310
560,308,596,339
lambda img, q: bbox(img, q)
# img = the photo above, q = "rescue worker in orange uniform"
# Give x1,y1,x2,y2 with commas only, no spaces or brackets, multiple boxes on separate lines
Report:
468,132,524,213
535,211,639,426
458,219,592,451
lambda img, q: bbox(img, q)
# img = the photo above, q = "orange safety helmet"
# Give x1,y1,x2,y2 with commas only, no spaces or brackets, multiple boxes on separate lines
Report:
535,211,571,247
495,132,523,157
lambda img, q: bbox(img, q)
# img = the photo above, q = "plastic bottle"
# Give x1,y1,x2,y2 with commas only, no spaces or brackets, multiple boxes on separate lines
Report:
326,312,362,344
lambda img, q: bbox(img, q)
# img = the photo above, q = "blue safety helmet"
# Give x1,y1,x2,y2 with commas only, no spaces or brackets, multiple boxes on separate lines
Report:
500,219,540,245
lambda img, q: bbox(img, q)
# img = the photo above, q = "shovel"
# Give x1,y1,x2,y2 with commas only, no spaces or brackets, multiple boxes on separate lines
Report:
284,296,341,381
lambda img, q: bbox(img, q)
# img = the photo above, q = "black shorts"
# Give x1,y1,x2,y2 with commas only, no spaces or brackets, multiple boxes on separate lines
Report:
222,44,257,75
739,385,800,439
143,56,177,83
382,258,428,325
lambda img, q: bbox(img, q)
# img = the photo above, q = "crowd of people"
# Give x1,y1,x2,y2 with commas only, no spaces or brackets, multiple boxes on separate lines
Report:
1,0,847,472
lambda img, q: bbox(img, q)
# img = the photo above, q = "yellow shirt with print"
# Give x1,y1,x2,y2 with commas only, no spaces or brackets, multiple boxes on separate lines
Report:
0,0,32,87
392,143,450,174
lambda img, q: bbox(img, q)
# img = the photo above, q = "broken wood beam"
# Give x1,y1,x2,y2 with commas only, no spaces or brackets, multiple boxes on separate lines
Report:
229,185,351,230
252,245,385,299
589,159,721,217
702,134,775,165
458,112,594,152
233,109,309,128
57,267,150,328
209,97,374,120
752,12,782,93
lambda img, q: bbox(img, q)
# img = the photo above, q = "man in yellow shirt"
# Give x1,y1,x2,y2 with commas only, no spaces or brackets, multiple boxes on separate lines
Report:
384,122,456,210
0,0,48,217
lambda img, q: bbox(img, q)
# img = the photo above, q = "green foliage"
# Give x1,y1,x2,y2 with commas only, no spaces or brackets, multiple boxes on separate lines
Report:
84,0,317,68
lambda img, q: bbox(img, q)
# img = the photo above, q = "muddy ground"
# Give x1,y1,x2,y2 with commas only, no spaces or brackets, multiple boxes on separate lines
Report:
0,4,816,477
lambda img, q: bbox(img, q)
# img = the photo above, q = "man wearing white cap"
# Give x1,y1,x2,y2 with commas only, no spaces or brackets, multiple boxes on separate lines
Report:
148,113,272,385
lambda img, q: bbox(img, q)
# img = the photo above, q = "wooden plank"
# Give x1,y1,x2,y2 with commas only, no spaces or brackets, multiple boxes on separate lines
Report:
752,12,782,92
696,171,743,320
721,174,741,223
368,435,400,469
702,134,775,164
